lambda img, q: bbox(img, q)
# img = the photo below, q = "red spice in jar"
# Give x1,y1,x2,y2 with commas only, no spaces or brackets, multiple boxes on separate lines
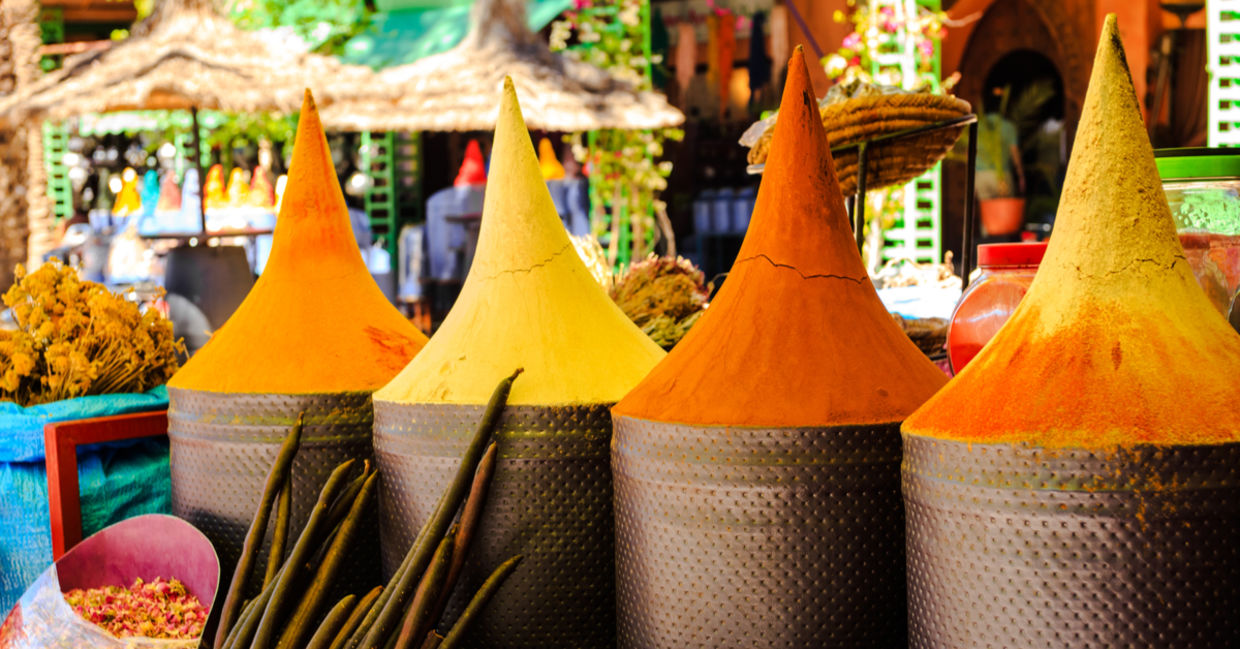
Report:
947,242,1047,372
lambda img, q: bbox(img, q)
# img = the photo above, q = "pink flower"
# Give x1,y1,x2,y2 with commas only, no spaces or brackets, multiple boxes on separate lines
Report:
842,32,862,50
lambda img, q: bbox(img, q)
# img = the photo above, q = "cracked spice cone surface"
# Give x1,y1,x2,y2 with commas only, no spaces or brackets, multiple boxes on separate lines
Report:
904,14,1240,448
375,77,664,406
170,90,427,394
612,47,946,428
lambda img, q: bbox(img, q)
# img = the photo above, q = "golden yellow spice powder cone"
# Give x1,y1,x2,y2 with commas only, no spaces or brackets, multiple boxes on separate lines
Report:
904,17,1240,448
900,16,1240,647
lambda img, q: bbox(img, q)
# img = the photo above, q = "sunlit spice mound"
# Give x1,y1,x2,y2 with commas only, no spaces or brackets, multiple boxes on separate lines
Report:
375,77,664,406
170,91,426,394
903,15,1240,448
65,577,206,640
613,46,946,428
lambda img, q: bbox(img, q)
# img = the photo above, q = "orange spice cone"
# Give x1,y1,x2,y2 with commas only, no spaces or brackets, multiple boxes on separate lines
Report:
170,90,426,394
609,47,946,649
371,77,664,649
902,16,1240,647
166,90,426,597
613,49,945,428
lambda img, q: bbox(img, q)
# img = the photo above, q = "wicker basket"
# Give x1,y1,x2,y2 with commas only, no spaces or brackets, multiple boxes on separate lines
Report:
748,93,972,195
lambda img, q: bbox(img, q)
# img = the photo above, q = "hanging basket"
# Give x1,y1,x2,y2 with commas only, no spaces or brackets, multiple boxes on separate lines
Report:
612,416,907,648
166,389,380,599
373,402,615,649
748,93,972,195
903,435,1240,647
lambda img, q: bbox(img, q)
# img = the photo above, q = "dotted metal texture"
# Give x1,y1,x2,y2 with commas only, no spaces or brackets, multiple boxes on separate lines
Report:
167,388,380,597
373,402,615,649
903,435,1240,648
611,416,907,649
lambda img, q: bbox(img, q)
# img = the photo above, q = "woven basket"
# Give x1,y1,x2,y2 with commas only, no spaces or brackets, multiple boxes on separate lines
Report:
748,93,972,195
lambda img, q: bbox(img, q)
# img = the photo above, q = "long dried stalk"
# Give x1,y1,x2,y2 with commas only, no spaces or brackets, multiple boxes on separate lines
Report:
437,556,523,649
250,459,357,649
427,442,497,627
352,369,522,649
393,532,455,649
328,586,383,649
304,594,358,649
264,480,292,588
215,414,303,647
276,472,380,649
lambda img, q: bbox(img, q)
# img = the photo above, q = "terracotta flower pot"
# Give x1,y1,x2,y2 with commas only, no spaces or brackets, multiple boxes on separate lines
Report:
979,197,1026,236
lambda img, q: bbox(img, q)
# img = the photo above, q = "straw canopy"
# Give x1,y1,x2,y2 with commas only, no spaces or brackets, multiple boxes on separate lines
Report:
0,0,383,126
319,0,685,132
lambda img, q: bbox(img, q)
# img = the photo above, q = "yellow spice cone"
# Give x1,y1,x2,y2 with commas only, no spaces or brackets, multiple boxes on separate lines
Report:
376,78,664,406
170,90,427,394
904,14,1240,447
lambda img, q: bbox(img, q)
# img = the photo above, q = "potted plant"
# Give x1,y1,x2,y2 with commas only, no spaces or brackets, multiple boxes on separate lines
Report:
975,80,1059,236
975,95,1026,235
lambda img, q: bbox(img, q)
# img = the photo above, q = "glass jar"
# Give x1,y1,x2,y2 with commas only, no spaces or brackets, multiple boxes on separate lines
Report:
1155,148,1240,318
947,242,1047,373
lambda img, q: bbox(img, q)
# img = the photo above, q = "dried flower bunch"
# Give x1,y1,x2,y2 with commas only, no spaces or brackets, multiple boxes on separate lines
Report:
609,254,712,349
64,577,207,640
0,259,183,406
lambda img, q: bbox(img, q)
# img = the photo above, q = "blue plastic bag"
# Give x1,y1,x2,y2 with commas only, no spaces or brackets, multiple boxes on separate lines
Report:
0,388,172,612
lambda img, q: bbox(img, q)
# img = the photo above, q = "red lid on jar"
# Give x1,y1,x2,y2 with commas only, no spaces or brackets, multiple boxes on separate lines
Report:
976,242,1048,268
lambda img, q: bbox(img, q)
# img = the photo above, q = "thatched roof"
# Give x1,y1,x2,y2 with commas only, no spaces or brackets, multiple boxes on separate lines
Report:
318,0,685,132
0,0,384,126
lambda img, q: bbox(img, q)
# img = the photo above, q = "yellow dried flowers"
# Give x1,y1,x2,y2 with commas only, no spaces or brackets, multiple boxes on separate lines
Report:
1,259,184,406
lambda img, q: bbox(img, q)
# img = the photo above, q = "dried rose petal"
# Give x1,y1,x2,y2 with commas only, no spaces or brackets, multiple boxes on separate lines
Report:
63,577,206,639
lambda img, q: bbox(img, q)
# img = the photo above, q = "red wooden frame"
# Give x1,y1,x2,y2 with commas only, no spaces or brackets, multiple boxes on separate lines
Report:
43,410,170,560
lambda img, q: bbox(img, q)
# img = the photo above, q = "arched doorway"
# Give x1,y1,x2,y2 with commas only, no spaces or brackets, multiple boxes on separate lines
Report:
942,0,1076,264
981,49,1066,229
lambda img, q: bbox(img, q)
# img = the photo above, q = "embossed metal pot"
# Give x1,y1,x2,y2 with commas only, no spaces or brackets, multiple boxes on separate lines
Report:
612,416,907,649
903,436,1240,648
374,401,614,649
167,388,380,594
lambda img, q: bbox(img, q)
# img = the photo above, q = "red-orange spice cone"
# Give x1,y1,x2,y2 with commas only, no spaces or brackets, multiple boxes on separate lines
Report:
166,90,427,597
610,47,947,649
902,15,1240,648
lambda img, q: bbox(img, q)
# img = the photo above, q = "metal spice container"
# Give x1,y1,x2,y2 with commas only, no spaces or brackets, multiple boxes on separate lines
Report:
903,437,1240,647
373,402,615,649
612,418,907,649
168,388,380,597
